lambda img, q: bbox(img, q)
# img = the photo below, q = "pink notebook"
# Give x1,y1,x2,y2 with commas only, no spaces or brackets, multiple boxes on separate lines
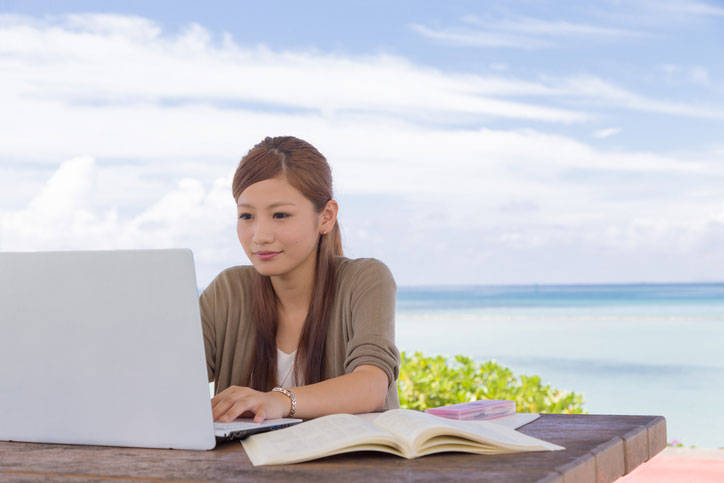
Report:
424,400,516,421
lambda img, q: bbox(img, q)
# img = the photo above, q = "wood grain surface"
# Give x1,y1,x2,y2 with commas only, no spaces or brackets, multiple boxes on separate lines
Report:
0,414,666,483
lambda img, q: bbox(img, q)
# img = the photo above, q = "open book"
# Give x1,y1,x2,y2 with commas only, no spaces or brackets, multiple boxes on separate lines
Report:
241,409,564,466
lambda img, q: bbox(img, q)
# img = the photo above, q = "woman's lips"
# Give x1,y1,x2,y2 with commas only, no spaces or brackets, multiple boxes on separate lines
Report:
255,251,280,261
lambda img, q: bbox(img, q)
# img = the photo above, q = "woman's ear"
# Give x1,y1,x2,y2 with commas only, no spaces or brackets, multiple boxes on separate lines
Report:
320,199,339,233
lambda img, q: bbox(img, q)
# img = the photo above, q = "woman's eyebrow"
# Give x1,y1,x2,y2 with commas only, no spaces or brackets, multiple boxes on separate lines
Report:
237,201,296,209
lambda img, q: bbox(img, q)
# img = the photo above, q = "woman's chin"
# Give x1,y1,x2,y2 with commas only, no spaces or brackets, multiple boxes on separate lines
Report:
251,262,284,277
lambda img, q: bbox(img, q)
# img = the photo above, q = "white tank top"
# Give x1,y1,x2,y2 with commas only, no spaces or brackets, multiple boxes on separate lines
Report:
276,347,298,388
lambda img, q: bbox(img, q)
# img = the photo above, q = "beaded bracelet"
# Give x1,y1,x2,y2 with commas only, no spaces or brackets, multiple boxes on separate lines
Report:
272,386,297,418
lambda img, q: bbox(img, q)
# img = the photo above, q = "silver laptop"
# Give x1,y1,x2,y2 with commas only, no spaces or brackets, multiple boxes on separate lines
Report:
0,249,300,450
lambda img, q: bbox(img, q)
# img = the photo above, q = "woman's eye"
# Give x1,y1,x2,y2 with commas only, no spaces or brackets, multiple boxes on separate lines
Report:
238,213,288,220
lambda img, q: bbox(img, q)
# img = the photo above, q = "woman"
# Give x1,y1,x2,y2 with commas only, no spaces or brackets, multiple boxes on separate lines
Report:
201,136,400,423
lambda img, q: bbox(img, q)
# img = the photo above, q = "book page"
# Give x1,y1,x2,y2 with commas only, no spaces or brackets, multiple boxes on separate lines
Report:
415,435,508,456
442,420,565,451
372,409,453,450
373,409,564,455
241,413,402,466
436,418,564,451
414,434,556,455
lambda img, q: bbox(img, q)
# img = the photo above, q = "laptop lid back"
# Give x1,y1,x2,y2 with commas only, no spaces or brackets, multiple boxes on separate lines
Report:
0,249,215,450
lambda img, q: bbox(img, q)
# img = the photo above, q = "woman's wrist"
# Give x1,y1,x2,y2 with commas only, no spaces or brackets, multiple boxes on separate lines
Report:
271,386,296,418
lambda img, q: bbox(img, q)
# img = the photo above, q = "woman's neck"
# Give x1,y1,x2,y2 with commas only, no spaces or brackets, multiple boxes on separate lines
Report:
273,280,313,315
270,249,317,316
271,252,317,353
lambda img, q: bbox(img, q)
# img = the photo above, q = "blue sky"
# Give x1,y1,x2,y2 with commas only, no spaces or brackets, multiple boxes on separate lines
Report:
1,0,723,286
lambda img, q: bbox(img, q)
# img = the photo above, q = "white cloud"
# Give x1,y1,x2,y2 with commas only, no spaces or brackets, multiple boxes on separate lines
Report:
64,12,162,40
28,156,96,213
463,15,647,39
1,13,724,284
656,1,724,17
1,12,721,172
4,121,724,286
689,66,710,84
594,127,622,138
560,75,724,119
1,156,116,249
0,13,585,132
654,63,712,86
411,14,647,51
0,157,240,285
409,23,548,49
656,63,678,76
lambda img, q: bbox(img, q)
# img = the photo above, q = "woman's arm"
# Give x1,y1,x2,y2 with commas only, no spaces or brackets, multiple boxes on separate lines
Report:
211,258,399,422
212,364,388,422
293,365,388,417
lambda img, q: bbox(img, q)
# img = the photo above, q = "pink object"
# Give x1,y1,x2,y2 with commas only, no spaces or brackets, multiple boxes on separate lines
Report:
617,453,724,482
424,400,516,421
256,251,280,260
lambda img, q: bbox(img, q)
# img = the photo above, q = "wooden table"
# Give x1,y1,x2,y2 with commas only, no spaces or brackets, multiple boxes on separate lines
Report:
0,414,666,482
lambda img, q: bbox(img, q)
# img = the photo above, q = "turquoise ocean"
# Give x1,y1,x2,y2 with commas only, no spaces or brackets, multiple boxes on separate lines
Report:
394,283,724,449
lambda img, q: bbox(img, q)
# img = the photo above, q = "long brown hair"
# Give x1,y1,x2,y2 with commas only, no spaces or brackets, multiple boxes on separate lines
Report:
232,136,343,390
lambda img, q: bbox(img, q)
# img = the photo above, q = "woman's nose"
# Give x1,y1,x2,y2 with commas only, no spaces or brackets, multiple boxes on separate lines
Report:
252,220,274,244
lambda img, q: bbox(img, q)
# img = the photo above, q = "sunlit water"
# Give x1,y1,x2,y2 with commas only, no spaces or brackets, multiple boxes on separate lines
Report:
395,283,724,449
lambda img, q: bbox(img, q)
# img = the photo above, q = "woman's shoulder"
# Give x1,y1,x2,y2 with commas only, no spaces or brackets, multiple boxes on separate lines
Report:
335,255,392,274
217,264,256,279
202,264,255,296
334,256,396,291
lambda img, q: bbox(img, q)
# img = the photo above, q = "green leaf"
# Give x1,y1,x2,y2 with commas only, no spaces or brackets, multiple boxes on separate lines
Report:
397,351,586,414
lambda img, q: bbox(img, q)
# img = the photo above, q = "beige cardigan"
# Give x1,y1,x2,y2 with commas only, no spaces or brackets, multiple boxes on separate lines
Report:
199,256,401,410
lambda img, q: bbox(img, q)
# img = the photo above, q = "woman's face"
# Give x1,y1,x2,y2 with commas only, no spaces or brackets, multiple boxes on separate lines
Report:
236,175,332,279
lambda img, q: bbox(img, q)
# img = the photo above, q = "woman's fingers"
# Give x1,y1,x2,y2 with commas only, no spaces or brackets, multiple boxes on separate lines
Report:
252,408,267,424
211,387,243,420
212,388,265,422
212,398,236,421
209,386,279,422
219,400,261,423
225,399,260,423
211,385,240,409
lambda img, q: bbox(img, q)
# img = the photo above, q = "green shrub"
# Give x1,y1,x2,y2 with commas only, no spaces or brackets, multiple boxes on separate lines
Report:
397,351,585,414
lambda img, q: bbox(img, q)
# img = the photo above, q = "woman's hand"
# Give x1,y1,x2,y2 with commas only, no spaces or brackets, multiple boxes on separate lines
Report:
211,386,291,423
